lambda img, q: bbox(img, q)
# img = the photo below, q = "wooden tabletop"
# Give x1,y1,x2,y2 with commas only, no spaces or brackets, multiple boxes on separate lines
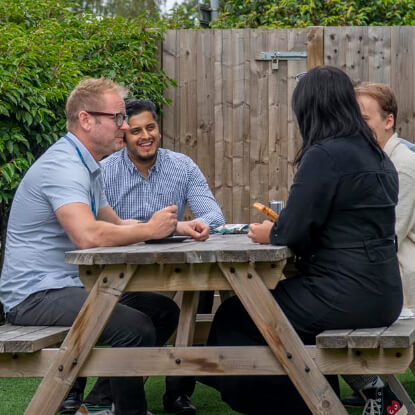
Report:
65,234,293,265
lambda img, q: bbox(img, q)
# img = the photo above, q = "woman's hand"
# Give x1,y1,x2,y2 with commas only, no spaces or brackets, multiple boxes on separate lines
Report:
248,220,274,244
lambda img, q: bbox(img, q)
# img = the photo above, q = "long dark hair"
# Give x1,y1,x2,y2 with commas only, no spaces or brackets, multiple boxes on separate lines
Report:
292,66,383,164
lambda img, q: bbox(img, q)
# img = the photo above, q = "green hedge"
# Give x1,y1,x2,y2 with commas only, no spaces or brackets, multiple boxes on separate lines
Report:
0,0,175,269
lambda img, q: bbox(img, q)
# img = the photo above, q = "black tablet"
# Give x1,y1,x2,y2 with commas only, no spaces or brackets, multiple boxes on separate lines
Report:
145,235,190,244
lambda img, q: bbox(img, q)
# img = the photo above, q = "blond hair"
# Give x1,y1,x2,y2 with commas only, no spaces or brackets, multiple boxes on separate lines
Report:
355,82,398,132
65,78,129,130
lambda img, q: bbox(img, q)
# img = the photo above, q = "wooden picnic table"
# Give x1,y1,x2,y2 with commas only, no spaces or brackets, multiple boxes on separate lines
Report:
23,234,348,415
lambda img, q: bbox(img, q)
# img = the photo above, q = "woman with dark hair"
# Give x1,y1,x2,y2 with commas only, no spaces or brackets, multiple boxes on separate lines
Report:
198,66,403,414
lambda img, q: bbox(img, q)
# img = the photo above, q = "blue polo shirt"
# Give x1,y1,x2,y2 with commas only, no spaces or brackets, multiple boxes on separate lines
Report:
0,132,108,313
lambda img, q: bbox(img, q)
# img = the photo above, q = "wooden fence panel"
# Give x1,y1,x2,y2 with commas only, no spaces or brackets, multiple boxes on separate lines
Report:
268,30,289,205
196,30,215,191
249,29,270,223
391,27,415,141
162,29,309,224
179,30,198,161
162,30,180,152
162,26,415,224
368,27,391,84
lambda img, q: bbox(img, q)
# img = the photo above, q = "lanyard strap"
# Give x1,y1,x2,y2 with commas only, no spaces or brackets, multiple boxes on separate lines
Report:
64,135,97,219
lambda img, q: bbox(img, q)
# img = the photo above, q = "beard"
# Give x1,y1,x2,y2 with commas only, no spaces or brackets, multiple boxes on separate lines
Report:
128,142,160,165
135,152,157,163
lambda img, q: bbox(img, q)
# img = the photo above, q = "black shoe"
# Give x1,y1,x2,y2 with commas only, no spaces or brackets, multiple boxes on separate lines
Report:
163,394,196,415
341,391,366,408
60,389,83,414
362,384,407,415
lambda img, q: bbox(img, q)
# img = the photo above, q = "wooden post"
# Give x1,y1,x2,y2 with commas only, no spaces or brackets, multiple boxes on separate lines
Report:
307,26,324,70
175,291,200,347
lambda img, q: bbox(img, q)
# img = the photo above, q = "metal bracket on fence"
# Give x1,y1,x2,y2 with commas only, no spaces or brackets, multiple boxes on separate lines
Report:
255,51,307,70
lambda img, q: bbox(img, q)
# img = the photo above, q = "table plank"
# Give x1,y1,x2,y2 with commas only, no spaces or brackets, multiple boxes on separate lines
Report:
65,234,293,265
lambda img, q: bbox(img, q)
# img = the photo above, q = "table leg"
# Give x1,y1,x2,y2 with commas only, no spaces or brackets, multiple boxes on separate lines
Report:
24,264,137,415
176,291,200,346
219,262,347,415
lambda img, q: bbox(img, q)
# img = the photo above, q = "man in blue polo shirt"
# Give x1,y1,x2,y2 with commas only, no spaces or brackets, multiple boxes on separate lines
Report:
82,98,225,415
0,78,192,415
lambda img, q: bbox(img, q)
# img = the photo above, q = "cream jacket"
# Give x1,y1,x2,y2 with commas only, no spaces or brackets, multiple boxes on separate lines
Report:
384,133,415,307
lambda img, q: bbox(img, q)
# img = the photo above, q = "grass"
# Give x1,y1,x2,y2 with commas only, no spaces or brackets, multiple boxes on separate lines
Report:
1,371,414,414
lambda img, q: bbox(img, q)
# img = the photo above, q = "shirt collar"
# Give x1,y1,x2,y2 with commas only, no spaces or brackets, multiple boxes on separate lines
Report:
65,132,101,175
122,147,163,175
383,132,400,158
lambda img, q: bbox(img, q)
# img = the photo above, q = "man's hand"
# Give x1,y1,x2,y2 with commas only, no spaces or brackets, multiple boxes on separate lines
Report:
247,220,273,244
147,205,178,239
176,220,210,241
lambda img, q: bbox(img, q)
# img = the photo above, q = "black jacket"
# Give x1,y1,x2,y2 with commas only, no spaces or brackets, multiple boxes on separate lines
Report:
270,136,402,332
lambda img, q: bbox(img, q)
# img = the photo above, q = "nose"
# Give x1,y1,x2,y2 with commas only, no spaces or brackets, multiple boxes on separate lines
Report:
120,119,129,131
141,128,151,138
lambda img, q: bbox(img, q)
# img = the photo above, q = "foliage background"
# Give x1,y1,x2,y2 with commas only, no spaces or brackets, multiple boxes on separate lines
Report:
166,0,415,28
0,0,174,270
76,0,165,18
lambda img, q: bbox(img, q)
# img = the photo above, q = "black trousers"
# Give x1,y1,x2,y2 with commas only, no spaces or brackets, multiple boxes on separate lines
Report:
197,286,339,415
7,287,180,415
85,291,216,408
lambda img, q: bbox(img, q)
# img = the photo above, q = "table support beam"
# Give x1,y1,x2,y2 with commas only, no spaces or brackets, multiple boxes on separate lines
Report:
24,264,138,415
218,262,348,415
1,345,411,377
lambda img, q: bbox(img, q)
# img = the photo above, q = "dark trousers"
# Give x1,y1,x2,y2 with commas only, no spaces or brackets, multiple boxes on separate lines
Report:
197,289,339,415
85,291,216,406
7,287,180,415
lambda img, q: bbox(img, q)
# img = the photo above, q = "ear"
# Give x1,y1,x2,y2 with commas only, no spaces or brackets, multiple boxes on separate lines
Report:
385,113,394,132
78,110,92,131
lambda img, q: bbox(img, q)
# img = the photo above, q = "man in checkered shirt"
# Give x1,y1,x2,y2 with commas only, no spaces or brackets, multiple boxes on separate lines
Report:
84,98,225,415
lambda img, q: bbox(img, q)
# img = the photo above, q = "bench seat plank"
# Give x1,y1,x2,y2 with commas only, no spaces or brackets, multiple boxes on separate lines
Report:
380,319,415,348
316,329,353,348
0,325,69,353
347,327,387,348
317,319,415,349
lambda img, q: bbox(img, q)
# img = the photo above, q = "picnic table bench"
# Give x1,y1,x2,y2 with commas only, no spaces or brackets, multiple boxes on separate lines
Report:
317,319,415,414
0,324,69,353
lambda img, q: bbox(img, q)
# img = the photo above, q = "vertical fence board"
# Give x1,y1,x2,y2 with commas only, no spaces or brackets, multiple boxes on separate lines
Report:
162,30,179,151
232,29,251,223
324,27,344,70
345,27,369,84
179,30,198,160
391,27,415,141
249,30,269,222
307,26,324,70
368,27,391,84
197,30,215,190
268,30,289,204
223,30,234,221
213,30,225,219
287,29,307,187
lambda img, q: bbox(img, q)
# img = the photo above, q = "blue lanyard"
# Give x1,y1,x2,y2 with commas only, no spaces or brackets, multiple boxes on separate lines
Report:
64,135,97,219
